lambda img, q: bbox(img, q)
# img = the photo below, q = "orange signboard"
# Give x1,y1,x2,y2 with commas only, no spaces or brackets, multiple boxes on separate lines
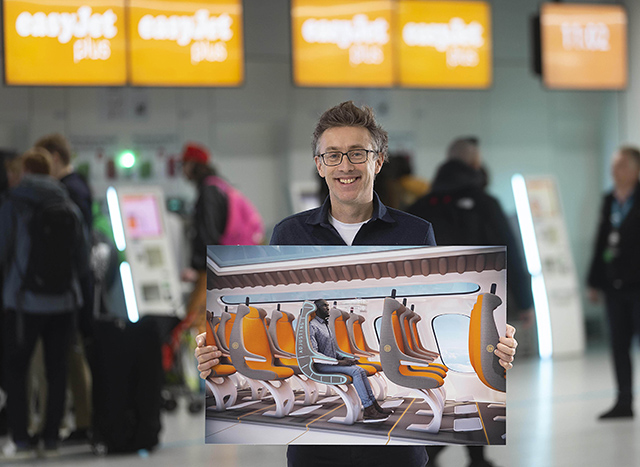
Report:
3,0,127,85
397,1,491,88
292,0,394,87
541,3,627,90
129,0,243,86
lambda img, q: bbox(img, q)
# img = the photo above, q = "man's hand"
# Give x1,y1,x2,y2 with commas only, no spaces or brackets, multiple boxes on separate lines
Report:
494,324,517,370
195,332,222,379
587,287,600,304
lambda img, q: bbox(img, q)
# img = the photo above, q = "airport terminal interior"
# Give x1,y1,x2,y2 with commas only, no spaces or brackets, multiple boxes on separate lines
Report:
1,0,640,466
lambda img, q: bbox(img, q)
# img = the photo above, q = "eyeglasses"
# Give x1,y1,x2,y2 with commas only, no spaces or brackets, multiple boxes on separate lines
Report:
317,149,376,166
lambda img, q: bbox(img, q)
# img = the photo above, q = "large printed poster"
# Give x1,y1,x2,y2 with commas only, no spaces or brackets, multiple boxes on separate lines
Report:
205,245,507,445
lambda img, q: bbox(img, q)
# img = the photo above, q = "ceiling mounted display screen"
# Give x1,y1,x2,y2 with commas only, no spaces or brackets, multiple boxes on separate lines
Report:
3,0,127,85
291,0,394,88
397,1,492,88
129,0,244,86
540,3,627,90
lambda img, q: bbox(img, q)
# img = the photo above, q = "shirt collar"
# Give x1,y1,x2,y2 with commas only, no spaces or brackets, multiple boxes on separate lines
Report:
313,315,329,325
306,191,395,227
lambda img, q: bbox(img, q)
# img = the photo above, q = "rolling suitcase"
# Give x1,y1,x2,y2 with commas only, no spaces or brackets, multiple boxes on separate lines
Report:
87,317,163,454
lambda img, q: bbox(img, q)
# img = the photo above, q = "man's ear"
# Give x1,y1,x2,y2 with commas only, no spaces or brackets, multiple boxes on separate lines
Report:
315,156,325,178
374,153,384,175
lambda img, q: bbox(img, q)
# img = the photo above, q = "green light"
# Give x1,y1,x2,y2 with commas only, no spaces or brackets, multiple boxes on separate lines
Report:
118,151,136,169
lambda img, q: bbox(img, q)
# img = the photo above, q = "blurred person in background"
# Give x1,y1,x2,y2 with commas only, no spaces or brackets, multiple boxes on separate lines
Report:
196,102,519,467
408,136,533,467
179,143,263,345
180,143,230,335
34,134,93,443
587,146,640,420
374,151,430,211
0,148,89,459
0,149,20,438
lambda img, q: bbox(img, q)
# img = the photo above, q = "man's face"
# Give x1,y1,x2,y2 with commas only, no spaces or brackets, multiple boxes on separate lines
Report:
315,300,330,319
611,151,640,189
315,126,383,210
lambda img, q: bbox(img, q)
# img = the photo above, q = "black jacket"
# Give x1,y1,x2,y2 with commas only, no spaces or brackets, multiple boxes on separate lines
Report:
60,172,93,229
408,160,533,311
191,181,227,271
587,182,640,291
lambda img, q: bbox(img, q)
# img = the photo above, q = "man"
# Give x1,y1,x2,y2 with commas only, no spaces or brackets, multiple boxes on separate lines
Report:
407,137,532,467
196,102,518,467
34,133,93,442
270,103,434,246
0,148,88,459
587,146,640,420
408,137,534,321
310,299,390,423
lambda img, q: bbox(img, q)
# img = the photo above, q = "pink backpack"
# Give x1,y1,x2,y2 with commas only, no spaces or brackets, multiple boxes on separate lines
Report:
205,176,265,245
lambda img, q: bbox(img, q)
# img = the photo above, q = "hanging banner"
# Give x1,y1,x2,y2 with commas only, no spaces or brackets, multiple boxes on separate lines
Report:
129,0,244,86
3,0,127,85
541,3,627,90
291,0,394,87
397,1,492,88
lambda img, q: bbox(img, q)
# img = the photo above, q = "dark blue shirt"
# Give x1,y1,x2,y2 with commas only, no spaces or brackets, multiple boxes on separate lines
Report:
270,192,436,246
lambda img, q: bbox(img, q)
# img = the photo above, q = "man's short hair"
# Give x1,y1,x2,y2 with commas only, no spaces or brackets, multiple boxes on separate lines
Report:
34,133,72,166
447,136,479,166
22,147,52,175
619,145,640,169
312,101,389,162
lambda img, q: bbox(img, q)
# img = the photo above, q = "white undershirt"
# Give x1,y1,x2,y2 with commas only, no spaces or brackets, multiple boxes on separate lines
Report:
329,215,369,246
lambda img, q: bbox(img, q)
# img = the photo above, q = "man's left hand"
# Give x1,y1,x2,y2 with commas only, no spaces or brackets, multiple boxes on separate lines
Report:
494,324,517,370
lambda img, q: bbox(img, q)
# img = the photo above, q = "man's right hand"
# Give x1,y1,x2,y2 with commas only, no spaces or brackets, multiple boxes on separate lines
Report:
195,332,222,379
587,288,600,304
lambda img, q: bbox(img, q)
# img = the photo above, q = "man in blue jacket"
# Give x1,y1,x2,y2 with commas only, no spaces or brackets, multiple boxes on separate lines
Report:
196,102,517,467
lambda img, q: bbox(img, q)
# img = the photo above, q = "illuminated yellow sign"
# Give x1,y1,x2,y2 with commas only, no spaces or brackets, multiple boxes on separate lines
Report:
3,0,127,85
541,3,627,90
292,0,394,87
129,0,244,86
397,1,492,88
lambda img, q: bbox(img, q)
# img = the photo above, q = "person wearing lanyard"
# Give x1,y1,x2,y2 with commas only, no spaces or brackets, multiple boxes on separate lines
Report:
588,146,640,419
196,101,519,466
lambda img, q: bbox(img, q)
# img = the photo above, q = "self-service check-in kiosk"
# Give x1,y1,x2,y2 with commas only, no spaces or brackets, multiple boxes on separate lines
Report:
108,185,182,320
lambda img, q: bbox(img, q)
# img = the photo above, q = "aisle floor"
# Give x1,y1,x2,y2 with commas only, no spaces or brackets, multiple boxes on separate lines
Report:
1,345,638,467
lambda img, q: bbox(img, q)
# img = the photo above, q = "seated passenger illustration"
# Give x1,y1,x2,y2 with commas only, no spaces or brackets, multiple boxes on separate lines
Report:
309,299,390,423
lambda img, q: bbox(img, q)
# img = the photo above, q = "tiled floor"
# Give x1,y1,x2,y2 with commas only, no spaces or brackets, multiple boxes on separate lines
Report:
2,345,638,466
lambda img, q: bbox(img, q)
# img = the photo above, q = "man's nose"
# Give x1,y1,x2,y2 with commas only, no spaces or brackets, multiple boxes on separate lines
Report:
337,154,355,170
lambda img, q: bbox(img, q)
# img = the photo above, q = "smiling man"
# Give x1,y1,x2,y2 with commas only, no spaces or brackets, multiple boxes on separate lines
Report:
270,101,436,246
196,101,518,467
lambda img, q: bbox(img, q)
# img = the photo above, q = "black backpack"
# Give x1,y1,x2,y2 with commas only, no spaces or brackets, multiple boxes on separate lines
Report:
15,195,82,296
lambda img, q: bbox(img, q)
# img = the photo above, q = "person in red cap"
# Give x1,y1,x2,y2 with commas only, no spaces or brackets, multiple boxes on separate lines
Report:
179,143,228,333
181,143,228,278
